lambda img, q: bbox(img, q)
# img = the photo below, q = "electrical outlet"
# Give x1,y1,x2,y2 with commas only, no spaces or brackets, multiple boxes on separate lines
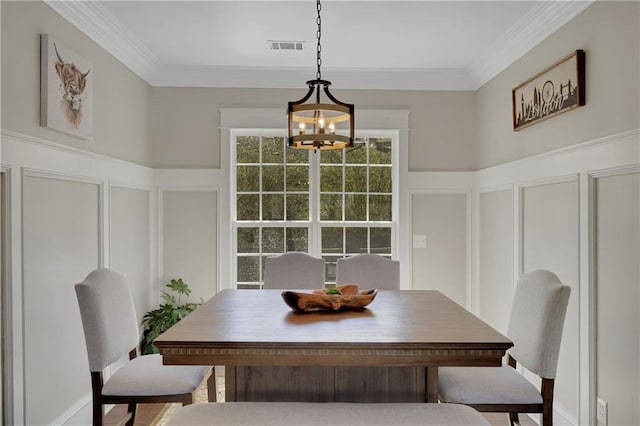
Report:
597,398,608,426
413,235,427,249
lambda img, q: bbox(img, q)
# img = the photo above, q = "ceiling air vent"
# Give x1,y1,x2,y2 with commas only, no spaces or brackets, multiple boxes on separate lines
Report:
269,40,305,51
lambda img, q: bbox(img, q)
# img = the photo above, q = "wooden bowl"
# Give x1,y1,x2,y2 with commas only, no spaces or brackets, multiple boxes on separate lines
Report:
281,284,378,313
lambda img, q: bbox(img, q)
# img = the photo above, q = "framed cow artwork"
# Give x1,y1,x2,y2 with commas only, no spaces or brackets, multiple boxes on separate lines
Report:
40,34,93,139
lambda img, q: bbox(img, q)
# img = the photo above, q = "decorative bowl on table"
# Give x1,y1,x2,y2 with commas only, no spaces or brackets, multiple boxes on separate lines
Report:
281,284,378,313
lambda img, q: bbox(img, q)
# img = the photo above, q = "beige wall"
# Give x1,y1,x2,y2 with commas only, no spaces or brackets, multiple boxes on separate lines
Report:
0,1,153,166
151,87,476,171
595,171,640,426
475,1,640,169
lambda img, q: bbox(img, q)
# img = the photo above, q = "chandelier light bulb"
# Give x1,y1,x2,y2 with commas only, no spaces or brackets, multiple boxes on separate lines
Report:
318,113,325,131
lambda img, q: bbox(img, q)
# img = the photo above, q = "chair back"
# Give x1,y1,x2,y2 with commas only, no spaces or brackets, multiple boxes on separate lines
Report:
75,268,139,372
507,269,570,379
263,253,325,289
336,254,400,290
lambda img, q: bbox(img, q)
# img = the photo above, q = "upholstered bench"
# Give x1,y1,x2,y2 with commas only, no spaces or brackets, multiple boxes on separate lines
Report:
166,402,489,425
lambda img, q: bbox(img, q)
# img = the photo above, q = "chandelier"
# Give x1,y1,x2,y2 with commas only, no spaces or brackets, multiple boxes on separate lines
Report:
287,0,354,151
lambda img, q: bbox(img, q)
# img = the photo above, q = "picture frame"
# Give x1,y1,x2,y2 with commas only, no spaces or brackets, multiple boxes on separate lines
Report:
40,34,93,139
512,49,585,131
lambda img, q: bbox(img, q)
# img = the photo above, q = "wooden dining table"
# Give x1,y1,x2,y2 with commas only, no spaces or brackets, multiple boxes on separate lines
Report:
155,289,512,403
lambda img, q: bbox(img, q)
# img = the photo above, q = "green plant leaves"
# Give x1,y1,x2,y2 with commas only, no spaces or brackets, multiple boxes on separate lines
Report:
140,278,200,355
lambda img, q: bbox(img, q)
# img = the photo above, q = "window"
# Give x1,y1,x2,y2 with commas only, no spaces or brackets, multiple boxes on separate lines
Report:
318,138,393,282
233,133,395,288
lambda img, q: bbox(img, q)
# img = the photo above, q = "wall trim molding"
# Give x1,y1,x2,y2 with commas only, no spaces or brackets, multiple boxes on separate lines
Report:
520,128,639,162
470,0,594,88
22,167,105,185
589,163,640,179
1,130,154,194
518,173,580,190
6,125,624,187
475,129,639,188
23,167,107,269
0,166,16,426
1,130,152,172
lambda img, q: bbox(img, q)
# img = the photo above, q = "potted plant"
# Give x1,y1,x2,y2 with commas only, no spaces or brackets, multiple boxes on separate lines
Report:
141,278,201,355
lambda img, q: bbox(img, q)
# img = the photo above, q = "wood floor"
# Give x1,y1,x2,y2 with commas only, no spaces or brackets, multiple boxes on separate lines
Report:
104,403,166,426
104,403,538,426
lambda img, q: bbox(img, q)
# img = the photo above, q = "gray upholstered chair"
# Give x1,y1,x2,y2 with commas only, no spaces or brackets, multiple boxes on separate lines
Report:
75,268,214,426
336,254,400,290
438,269,571,426
263,252,325,289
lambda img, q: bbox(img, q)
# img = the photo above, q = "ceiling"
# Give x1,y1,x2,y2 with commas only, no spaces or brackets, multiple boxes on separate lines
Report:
45,0,593,91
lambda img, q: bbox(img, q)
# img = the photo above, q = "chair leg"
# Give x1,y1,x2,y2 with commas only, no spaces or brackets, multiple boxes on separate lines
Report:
90,372,104,426
207,367,217,402
509,412,520,426
125,403,137,426
541,378,555,426
92,400,103,426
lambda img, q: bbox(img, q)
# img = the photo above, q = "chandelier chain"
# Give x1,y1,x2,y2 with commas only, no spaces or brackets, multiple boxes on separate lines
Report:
316,0,322,80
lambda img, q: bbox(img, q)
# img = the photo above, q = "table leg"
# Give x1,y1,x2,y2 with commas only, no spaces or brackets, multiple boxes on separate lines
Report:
426,366,438,403
225,366,236,401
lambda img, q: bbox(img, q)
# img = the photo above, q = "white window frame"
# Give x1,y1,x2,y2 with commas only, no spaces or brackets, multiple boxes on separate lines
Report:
220,108,410,290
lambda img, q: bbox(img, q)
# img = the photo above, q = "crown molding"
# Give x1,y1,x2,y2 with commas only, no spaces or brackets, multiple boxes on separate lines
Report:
151,65,477,91
45,0,593,91
470,0,594,88
44,0,158,82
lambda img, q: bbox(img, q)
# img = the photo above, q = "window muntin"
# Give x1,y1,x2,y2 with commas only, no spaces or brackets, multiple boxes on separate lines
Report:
235,135,311,288
233,134,394,288
319,138,393,282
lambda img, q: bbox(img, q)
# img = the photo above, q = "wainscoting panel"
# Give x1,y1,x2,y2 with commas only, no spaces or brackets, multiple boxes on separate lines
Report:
521,178,580,421
410,192,469,307
2,127,638,426
594,169,640,426
22,171,100,425
1,130,155,425
160,190,218,302
471,129,639,426
111,186,152,322
477,188,513,335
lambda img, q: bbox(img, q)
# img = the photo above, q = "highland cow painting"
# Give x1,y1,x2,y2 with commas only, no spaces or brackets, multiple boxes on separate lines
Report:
40,34,93,139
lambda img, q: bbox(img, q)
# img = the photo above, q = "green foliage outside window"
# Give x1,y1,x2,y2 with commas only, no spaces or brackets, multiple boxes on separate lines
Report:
234,135,393,286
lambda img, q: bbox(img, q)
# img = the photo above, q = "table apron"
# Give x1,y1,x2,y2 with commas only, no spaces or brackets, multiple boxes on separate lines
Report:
160,347,507,367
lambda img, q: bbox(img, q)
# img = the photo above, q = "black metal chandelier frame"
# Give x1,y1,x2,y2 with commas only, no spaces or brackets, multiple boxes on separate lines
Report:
287,0,354,151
